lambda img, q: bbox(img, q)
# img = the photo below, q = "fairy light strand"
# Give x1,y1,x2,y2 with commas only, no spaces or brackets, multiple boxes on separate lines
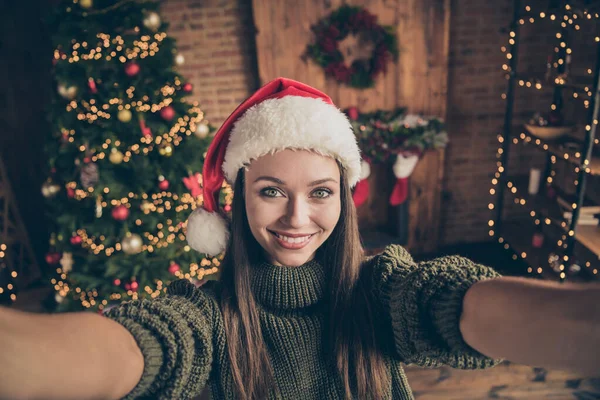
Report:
0,243,18,302
492,2,600,280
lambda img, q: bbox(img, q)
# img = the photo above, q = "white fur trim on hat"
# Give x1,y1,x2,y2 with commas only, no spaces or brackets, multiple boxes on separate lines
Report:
222,96,362,187
359,160,371,180
185,207,229,256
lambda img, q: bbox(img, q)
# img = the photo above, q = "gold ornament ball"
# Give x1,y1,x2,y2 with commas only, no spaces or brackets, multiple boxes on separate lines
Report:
55,293,65,304
122,233,143,255
143,11,161,31
140,201,153,213
41,179,61,198
118,109,132,123
175,53,185,66
158,142,174,157
79,0,93,8
195,123,210,139
109,148,124,164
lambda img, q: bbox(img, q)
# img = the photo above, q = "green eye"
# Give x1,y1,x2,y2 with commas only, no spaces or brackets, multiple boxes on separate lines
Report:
313,189,332,199
261,188,282,197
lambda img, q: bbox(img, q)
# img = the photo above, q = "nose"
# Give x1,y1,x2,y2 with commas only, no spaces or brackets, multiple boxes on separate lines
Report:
282,196,311,228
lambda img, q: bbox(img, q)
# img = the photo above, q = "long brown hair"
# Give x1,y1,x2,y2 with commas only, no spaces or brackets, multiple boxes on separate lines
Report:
220,162,390,400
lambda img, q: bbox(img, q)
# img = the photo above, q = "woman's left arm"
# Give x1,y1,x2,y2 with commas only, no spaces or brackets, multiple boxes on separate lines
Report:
460,276,600,376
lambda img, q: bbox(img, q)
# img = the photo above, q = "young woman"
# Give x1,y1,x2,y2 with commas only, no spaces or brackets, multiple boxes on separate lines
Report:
0,78,598,400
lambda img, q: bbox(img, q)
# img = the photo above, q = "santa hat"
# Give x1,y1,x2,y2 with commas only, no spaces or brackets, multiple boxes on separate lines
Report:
185,77,361,256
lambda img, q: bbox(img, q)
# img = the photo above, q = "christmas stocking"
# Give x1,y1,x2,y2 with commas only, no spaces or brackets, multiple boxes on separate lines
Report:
352,160,371,207
390,153,419,206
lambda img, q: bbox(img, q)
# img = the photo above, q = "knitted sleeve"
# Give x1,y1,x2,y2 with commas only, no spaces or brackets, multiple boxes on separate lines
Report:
368,244,504,369
104,279,217,399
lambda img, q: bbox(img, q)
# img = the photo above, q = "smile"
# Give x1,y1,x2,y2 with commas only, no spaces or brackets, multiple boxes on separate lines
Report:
269,230,317,249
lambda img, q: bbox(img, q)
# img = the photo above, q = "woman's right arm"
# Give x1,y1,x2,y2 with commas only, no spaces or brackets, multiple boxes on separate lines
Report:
1,279,217,400
0,305,144,400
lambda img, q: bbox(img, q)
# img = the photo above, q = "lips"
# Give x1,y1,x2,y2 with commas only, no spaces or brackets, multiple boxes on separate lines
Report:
268,230,316,250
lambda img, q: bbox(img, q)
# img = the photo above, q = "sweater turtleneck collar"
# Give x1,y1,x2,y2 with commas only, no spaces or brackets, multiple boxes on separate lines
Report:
250,258,328,310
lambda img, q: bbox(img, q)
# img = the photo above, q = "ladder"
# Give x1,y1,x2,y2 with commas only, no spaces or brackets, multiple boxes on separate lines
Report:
0,154,39,304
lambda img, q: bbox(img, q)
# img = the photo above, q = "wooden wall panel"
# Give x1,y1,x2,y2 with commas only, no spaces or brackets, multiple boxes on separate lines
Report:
252,0,450,253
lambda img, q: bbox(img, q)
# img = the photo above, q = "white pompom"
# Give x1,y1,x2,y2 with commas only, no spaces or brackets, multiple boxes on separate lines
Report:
359,160,371,180
185,208,229,256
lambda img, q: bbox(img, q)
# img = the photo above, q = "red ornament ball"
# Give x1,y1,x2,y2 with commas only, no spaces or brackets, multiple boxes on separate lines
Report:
70,235,82,245
130,281,139,291
168,262,181,274
45,252,62,265
124,283,131,290
224,204,232,212
67,187,75,198
160,106,176,121
182,83,193,93
158,177,170,191
124,62,140,77
113,279,121,286
111,205,130,221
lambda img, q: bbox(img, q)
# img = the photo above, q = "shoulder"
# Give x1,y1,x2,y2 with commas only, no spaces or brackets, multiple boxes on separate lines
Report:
165,278,222,316
362,244,417,276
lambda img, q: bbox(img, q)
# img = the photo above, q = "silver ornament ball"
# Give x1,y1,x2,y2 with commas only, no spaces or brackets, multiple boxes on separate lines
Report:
195,123,210,138
175,53,185,66
143,11,161,31
58,84,78,100
42,180,61,198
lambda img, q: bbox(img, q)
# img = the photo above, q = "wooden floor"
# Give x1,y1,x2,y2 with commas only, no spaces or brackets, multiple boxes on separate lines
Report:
404,363,600,400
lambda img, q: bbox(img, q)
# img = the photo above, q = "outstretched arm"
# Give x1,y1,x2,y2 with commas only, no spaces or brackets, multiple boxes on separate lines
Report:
0,306,144,400
460,276,600,376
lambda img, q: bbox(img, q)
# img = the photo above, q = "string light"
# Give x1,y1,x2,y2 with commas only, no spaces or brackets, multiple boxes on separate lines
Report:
492,4,600,279
516,129,598,176
0,243,18,302
54,32,168,65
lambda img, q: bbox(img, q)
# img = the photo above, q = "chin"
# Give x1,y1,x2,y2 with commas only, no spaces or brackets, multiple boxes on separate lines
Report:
269,251,313,267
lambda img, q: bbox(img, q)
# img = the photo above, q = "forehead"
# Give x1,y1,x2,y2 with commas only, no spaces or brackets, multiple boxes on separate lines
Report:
245,149,340,180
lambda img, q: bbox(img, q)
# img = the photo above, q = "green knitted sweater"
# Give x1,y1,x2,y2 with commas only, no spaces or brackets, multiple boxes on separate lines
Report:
106,245,503,399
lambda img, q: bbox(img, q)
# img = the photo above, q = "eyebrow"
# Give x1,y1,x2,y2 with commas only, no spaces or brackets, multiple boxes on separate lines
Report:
253,176,338,186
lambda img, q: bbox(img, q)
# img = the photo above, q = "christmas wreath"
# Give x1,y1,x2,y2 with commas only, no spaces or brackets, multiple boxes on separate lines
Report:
304,5,398,89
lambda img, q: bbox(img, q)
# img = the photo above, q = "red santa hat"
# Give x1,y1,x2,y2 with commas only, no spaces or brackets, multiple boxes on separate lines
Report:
186,77,361,256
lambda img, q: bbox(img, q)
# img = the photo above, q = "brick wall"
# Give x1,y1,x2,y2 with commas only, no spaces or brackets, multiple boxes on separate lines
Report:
442,0,512,244
161,0,259,125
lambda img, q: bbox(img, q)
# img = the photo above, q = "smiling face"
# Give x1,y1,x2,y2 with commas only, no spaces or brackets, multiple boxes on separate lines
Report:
243,149,342,267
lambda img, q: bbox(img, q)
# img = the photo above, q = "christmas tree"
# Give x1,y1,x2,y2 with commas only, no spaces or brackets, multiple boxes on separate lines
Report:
42,0,231,312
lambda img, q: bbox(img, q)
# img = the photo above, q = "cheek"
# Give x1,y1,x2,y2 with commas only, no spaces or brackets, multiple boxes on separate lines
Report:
245,196,280,230
313,200,341,230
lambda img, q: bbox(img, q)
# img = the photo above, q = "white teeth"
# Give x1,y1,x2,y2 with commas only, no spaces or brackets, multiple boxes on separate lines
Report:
275,233,311,244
